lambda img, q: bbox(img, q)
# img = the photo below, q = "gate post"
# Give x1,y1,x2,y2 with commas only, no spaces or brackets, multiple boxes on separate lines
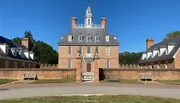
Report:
94,59,99,82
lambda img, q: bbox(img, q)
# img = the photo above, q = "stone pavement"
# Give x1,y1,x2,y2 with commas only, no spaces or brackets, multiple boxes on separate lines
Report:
0,81,180,100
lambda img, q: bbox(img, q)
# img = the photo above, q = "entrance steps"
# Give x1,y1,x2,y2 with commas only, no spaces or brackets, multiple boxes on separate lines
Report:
82,72,94,82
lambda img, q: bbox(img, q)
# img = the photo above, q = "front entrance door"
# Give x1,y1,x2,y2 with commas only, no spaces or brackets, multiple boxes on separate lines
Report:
87,63,91,72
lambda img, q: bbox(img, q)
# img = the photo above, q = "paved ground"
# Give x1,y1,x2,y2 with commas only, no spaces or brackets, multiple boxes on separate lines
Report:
0,82,180,100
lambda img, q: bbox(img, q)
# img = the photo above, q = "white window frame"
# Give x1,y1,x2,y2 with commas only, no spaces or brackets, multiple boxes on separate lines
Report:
157,63,160,69
86,47,91,54
68,60,72,68
5,61,9,68
107,60,110,68
86,35,92,43
68,35,72,42
165,62,168,69
68,46,72,55
78,35,83,42
105,35,110,42
95,35,100,42
106,47,110,56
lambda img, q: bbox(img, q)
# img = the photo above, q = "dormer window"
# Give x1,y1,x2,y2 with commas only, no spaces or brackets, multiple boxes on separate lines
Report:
105,35,110,42
167,44,175,54
87,34,92,43
95,35,100,42
78,35,83,42
11,48,17,56
159,46,166,56
68,35,72,42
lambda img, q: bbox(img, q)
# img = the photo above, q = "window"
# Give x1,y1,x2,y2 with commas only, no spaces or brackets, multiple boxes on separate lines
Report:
78,35,83,42
79,47,82,54
95,47,99,56
87,35,92,42
107,60,110,68
68,35,72,42
106,47,110,56
87,47,91,54
21,63,25,68
68,60,72,68
105,35,110,42
68,46,72,55
151,64,154,69
165,62,168,69
5,61,9,68
95,35,100,42
14,62,17,68
88,19,90,25
158,63,160,69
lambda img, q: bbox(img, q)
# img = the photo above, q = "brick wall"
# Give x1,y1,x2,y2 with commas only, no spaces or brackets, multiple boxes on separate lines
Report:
100,68,180,80
0,68,76,80
58,46,119,68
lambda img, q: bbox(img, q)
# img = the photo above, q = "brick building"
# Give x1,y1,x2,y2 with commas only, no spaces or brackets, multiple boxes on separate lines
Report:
0,36,39,68
139,35,180,69
58,5,119,81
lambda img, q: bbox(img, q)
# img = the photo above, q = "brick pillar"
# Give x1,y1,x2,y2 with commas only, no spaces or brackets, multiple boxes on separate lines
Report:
94,59,99,82
76,60,82,82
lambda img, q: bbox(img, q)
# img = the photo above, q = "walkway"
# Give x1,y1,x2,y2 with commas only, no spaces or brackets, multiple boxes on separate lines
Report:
0,82,180,100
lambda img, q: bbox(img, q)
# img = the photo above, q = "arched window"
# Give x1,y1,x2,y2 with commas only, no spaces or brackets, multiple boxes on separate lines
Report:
78,34,83,42
86,34,92,43
95,34,100,42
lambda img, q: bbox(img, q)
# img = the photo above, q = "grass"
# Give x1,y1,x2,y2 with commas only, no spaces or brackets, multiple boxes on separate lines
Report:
0,95,180,103
30,79,76,84
102,79,142,84
0,79,17,85
156,80,180,85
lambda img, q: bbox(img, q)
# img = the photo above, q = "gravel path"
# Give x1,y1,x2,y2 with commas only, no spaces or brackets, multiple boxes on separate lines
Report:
0,82,180,100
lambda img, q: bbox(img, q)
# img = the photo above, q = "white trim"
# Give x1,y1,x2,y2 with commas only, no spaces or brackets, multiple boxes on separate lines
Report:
68,59,72,68
106,47,110,56
68,46,72,55
173,47,180,58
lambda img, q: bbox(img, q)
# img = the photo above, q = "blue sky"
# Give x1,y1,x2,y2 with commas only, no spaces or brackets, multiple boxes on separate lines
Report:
0,0,180,53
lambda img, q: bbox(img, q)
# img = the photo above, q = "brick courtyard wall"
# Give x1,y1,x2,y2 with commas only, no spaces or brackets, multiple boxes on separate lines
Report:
0,68,76,80
100,68,180,80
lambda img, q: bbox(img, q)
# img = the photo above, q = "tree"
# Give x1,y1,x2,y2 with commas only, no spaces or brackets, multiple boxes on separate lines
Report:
34,41,58,64
164,31,180,40
12,37,21,44
119,51,142,64
11,30,58,64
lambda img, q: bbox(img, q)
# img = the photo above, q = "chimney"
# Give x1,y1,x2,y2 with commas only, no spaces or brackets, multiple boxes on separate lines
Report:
22,38,29,50
71,17,77,30
146,38,154,50
101,17,106,30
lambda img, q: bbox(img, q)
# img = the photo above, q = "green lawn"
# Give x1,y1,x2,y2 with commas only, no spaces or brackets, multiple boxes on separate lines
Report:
31,79,76,84
0,79,17,85
102,79,142,84
1,95,180,103
156,80,180,85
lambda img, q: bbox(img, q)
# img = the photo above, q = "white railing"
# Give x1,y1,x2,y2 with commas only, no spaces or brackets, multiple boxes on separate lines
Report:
75,24,103,28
